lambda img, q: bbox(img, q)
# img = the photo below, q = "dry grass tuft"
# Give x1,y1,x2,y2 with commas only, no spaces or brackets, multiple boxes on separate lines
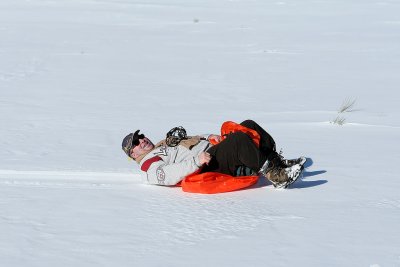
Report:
331,98,357,125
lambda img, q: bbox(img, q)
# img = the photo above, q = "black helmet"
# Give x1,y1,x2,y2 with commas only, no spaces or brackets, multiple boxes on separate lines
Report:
122,130,145,158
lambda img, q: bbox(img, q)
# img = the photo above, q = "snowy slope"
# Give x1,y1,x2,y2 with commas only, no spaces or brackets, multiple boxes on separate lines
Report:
1,0,399,266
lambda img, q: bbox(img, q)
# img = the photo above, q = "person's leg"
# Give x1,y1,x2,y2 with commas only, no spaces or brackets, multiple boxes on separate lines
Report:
240,119,276,155
204,131,267,176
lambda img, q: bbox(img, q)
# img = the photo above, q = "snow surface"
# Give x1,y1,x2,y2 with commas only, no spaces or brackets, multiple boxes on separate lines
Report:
1,0,400,266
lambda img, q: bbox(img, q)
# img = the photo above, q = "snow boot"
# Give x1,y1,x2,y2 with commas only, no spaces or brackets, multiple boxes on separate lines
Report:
259,152,303,189
265,164,302,189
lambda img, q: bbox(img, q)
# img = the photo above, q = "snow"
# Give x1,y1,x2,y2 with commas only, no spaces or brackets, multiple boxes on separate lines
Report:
1,0,400,266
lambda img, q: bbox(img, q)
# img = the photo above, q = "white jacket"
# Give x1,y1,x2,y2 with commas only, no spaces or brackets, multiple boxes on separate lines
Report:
138,139,212,186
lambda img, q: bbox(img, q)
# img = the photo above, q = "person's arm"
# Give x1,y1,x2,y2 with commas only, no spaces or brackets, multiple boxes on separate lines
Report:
198,134,221,142
207,134,222,143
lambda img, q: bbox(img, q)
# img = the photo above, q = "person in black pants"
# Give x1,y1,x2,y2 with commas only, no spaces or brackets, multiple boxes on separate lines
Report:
121,119,304,188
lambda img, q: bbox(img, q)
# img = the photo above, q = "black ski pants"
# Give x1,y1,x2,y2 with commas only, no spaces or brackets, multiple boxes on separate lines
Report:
203,120,277,176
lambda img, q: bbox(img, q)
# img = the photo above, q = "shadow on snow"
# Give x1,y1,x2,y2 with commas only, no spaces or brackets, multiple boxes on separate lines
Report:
291,157,327,189
251,157,327,190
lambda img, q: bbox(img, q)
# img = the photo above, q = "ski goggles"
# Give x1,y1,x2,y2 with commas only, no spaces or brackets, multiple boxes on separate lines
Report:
122,130,145,158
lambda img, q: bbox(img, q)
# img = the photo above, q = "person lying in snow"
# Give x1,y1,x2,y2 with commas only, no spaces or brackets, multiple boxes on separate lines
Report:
122,120,306,189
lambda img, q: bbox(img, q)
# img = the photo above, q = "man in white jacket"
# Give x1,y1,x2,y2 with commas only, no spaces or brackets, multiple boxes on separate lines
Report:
122,120,304,188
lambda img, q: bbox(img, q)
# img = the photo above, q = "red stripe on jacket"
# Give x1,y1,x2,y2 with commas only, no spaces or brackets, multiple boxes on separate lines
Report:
141,156,162,172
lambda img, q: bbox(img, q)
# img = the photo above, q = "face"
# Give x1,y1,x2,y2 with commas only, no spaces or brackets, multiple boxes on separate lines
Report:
130,137,155,159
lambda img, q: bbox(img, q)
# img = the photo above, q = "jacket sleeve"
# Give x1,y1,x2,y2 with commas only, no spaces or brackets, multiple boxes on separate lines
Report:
142,156,202,186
